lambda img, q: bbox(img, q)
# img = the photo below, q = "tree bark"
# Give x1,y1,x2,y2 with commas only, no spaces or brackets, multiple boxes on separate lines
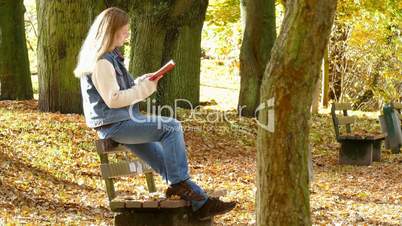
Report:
128,0,208,114
238,0,276,117
0,0,33,100
311,76,320,113
36,0,96,113
321,46,329,107
256,0,337,225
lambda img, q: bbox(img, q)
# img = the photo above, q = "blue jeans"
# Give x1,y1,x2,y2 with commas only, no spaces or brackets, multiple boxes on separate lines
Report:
97,112,208,211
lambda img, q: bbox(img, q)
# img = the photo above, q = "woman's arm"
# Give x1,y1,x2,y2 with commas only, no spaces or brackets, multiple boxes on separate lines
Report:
92,59,157,109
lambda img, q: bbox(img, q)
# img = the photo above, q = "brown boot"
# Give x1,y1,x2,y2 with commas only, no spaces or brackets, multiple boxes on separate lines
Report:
194,197,237,221
165,181,205,201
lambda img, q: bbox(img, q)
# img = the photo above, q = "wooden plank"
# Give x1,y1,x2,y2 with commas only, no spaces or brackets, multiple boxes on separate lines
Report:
337,116,356,125
96,152,116,201
145,172,156,193
339,134,385,141
111,197,191,209
96,139,131,154
100,160,153,179
125,200,143,208
333,103,352,111
142,200,159,208
104,145,130,153
159,199,190,208
110,198,126,209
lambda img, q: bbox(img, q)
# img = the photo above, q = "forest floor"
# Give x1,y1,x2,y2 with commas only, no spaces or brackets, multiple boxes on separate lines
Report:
0,100,401,225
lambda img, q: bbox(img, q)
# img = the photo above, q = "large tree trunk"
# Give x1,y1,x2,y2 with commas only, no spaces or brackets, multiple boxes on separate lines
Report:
36,0,95,113
0,0,33,100
238,0,276,117
256,0,337,225
129,0,208,114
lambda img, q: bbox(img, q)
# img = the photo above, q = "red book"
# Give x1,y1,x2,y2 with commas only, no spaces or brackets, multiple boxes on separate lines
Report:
149,60,176,81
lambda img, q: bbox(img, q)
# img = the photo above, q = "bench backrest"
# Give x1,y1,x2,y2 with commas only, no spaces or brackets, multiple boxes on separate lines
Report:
331,103,357,141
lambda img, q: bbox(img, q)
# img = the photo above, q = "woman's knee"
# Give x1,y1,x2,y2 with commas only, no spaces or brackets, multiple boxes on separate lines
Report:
162,117,182,133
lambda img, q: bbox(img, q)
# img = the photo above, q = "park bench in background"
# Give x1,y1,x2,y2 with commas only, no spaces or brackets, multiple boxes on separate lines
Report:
95,139,212,226
392,102,402,126
331,103,385,165
379,103,402,154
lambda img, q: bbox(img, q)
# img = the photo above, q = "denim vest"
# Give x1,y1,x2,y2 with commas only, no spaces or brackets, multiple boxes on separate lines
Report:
80,48,139,128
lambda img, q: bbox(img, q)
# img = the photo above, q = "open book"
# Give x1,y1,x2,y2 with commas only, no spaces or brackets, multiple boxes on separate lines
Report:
149,60,176,81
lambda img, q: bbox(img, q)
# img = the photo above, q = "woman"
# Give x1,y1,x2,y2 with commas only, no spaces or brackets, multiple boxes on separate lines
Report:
74,7,236,221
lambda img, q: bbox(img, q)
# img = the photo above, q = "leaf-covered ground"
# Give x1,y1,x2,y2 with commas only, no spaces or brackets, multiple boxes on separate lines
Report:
0,100,401,225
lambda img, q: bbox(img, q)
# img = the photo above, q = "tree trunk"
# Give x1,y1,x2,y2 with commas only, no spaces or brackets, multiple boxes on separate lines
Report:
238,0,276,117
36,0,96,113
0,0,33,100
256,0,337,225
311,76,320,113
321,46,329,107
128,0,208,114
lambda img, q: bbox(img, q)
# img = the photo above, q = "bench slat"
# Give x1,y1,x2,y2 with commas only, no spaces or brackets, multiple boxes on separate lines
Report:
104,145,130,153
96,139,130,154
160,199,190,208
337,116,356,125
110,199,126,209
333,103,352,111
110,197,190,211
125,200,142,208
339,134,385,141
100,160,153,179
143,201,159,208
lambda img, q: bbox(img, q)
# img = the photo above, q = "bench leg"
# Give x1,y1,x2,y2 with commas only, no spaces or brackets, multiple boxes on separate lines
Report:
339,140,373,166
115,208,213,226
372,140,382,162
145,172,156,193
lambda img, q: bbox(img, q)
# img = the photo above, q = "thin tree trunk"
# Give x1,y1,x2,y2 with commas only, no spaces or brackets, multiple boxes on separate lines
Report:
256,0,337,225
321,46,329,107
238,0,276,117
0,0,33,100
311,76,320,113
129,0,208,114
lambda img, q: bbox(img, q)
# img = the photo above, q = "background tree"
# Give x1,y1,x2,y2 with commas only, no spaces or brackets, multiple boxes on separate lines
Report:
256,0,337,224
237,0,276,117
128,0,208,113
36,0,93,113
328,0,401,110
0,0,33,100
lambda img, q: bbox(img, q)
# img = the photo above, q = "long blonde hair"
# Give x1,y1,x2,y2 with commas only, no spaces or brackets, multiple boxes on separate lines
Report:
74,7,129,78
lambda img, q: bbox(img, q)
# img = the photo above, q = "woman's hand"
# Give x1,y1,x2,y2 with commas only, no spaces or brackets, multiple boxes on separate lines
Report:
135,73,160,84
146,72,163,82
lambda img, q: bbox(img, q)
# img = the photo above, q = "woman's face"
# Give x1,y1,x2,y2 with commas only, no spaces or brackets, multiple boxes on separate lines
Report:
114,24,130,47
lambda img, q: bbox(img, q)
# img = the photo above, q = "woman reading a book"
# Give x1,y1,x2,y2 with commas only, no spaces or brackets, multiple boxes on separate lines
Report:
73,7,236,220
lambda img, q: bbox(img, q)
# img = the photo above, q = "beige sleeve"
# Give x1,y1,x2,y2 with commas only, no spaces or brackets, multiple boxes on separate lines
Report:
92,59,157,109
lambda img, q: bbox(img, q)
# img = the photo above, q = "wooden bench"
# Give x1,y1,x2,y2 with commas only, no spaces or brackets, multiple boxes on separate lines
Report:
95,139,212,226
392,102,402,126
331,103,385,165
